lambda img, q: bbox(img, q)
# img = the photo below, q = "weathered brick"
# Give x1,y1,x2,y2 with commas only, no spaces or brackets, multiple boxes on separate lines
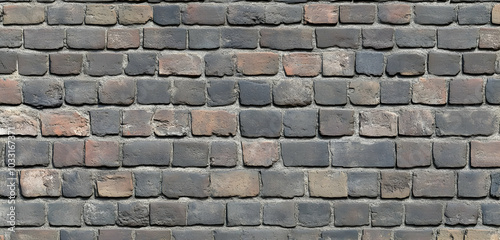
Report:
49,53,83,75
205,53,235,77
62,170,93,198
207,80,237,106
122,110,153,137
242,141,278,167
458,5,489,25
314,80,348,106
97,171,133,198
153,109,189,136
428,51,461,76
260,28,313,50
11,230,58,240
273,79,313,106
0,111,39,137
283,53,321,77
471,141,500,167
349,80,380,105
85,140,120,167
108,29,140,49
40,111,89,137
182,4,225,25
397,141,432,168
363,28,394,49
123,141,170,166
459,172,489,197
394,230,434,240
283,110,317,137
316,28,361,49
437,229,464,240
380,171,411,199
378,4,411,24
359,110,398,137
436,110,497,136
191,110,237,136
322,51,355,77
463,52,496,75
99,79,136,105
386,52,426,76
85,5,117,25
261,171,304,198
433,142,468,168
298,202,331,227
20,169,61,197
405,203,443,226
143,28,186,50
465,229,499,240
363,230,392,240
150,201,187,226
412,78,448,105
263,202,296,227
211,170,259,197
136,230,172,240
159,53,202,76
334,203,369,227
239,80,271,106
413,171,455,197
89,109,120,136
18,53,48,76
381,81,411,104
308,170,347,198
23,79,63,108
322,230,359,240
5,140,49,167
282,141,328,167
13,202,45,227
479,28,500,50
449,78,484,105
24,28,65,50
227,5,265,25
340,5,376,23
395,29,436,48
210,141,238,167
64,80,98,105
86,53,123,76
134,170,161,197
137,79,170,104
190,29,220,49
53,141,84,168
0,51,16,74
48,202,82,226
482,203,500,226
171,80,206,105
84,202,116,226
331,141,395,168
0,79,22,105
494,4,500,24
265,5,302,25
172,141,209,167
47,5,85,25
240,110,282,138
492,172,500,197
3,5,45,25
445,202,479,225
304,4,338,24
0,28,22,48
227,202,261,226
98,230,133,240
117,202,149,227
118,5,152,25
153,5,180,26
173,230,212,240
236,52,279,75
60,230,96,240
414,5,456,25
487,78,500,104
355,51,384,76
0,171,16,198
371,202,404,226
348,172,379,198
187,202,225,225
438,28,479,50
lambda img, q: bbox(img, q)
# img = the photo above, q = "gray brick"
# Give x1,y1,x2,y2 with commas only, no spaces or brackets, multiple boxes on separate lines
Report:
436,110,497,136
0,51,17,74
67,28,106,49
98,229,133,240
205,53,235,77
227,202,260,226
48,202,82,226
394,230,434,240
187,202,224,226
171,80,206,106
134,170,161,197
0,171,17,197
125,52,156,76
49,53,83,75
24,28,65,50
143,28,186,50
135,230,172,240
316,28,360,49
428,51,461,76
239,80,271,106
263,202,296,227
265,5,302,24
207,80,237,107
386,53,426,76
397,141,432,168
413,171,455,197
492,172,500,198
371,202,403,227
349,80,379,105
331,141,395,168
123,141,171,166
322,230,359,240
363,230,392,240
210,141,238,167
298,202,330,227
214,230,242,240
16,202,46,226
458,5,489,25
273,79,312,106
261,171,304,198
414,5,456,25
173,230,212,240
433,142,468,168
463,52,496,75
47,5,85,25
340,4,376,23
150,202,187,226
348,172,379,197
449,78,484,104
0,29,22,47
438,28,479,50
89,109,120,136
240,110,282,138
162,171,209,198
60,230,96,240
281,141,328,167
182,4,225,25
117,202,149,227
445,202,478,225
290,229,321,240
153,5,180,26
458,171,490,198
261,28,313,50
189,29,220,49
62,170,93,198
64,80,98,105
86,53,123,76
395,29,436,48
137,79,170,105
18,53,48,76
227,5,265,25
405,203,443,226
283,110,318,138
355,51,384,76
314,80,347,106
486,78,500,104
222,28,258,49
362,28,394,49
172,141,209,167
334,203,369,227
5,140,49,166
482,203,500,226
84,202,116,226
380,81,411,104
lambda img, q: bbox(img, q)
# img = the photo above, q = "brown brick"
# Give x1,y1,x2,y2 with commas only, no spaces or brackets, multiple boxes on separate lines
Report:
99,79,136,105
122,110,153,137
107,29,140,49
3,5,45,25
378,4,411,24
236,52,279,76
349,80,380,106
97,172,133,197
322,51,355,77
437,229,464,240
493,4,500,25
11,230,58,240
283,53,321,77
479,28,500,50
397,141,432,168
308,170,348,198
465,229,498,240
211,170,260,197
398,109,435,136
191,110,237,136
0,109,39,136
158,53,202,76
471,141,500,167
242,141,279,167
49,53,83,75
412,78,448,105
118,5,152,25
40,111,89,137
86,5,117,25
381,171,411,199
182,4,226,25
85,140,120,167
413,171,455,198
359,110,398,137
20,169,61,197
53,141,84,168
153,109,190,137
304,4,339,24
0,79,22,105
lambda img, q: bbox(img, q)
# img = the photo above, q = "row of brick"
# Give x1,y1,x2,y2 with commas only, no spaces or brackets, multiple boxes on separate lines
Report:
6,228,500,240
3,4,500,26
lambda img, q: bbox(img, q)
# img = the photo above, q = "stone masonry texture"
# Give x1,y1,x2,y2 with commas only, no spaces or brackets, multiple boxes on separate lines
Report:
2,0,500,239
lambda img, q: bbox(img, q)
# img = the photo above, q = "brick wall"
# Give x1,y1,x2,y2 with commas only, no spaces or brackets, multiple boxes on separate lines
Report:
1,0,500,240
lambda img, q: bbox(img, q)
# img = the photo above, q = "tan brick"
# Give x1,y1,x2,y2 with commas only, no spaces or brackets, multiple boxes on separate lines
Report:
465,229,498,240
0,79,22,105
322,51,355,77
0,109,38,136
97,172,133,197
412,78,448,105
304,4,339,24
53,141,84,167
242,141,279,167
211,170,260,197
308,170,347,198
118,5,152,25
437,229,464,240
86,5,117,25
359,110,398,137
107,29,140,49
153,109,190,137
191,110,237,136
85,140,120,167
493,4,500,25
122,110,153,137
3,5,45,25
20,169,61,197
471,141,500,167
40,111,89,137
236,52,279,76
380,171,411,199
283,53,321,77
11,230,59,240
158,53,202,76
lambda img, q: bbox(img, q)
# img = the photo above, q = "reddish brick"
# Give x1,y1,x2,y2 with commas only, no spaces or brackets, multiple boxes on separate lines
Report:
397,141,432,168
85,140,120,167
492,4,500,25
53,141,84,167
153,109,190,137
97,171,133,197
211,170,260,197
3,5,45,25
158,53,202,76
242,141,279,167
191,110,237,136
359,110,398,137
86,5,117,25
40,111,89,137
304,4,339,24
283,53,321,77
479,28,500,50
412,78,448,105
471,141,500,167
449,78,484,105
378,4,411,24
20,169,61,197
0,109,39,136
381,171,411,199
308,170,348,198
107,29,140,49
398,109,435,136
0,79,22,105
118,5,152,25
122,110,153,137
236,52,279,76
99,79,136,105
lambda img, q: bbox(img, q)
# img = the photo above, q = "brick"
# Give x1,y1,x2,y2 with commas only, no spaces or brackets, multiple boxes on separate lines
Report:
5,140,49,166
242,141,279,167
207,80,237,106
108,29,141,49
143,28,186,50
282,141,328,167
363,28,394,49
12,230,59,240
314,80,348,106
118,5,152,25
471,141,500,167
14,202,46,227
48,202,82,226
348,172,379,197
494,4,500,24
283,53,321,77
308,170,347,198
332,141,395,168
304,4,339,24
159,53,202,76
64,80,98,105
386,52,426,76
122,110,153,137
85,5,117,25
20,169,61,197
263,202,296,227
465,229,499,240
458,5,489,25
60,230,96,240
153,5,180,25
298,202,330,227
211,170,259,197
236,52,279,75
85,140,120,167
397,141,432,168
433,142,468,168
0,171,16,198
479,28,500,50
86,53,123,76
428,51,461,76
53,141,84,167
98,230,132,240
414,5,456,25
340,5,376,23
210,141,238,167
412,78,448,105
265,5,302,25
137,79,170,104
182,4,225,25
458,171,490,198
153,110,189,136
188,201,224,225
239,80,271,106
41,111,89,137
261,171,304,198
18,53,48,76
3,5,45,25
405,203,443,226
463,52,496,75
273,79,312,106
436,110,497,136
190,29,220,49
334,203,369,226
24,28,65,50
150,202,187,226
0,79,22,105
134,170,161,197
437,229,464,240
378,4,411,24
486,78,500,104
227,202,261,226
438,28,479,50
380,172,411,199
205,53,235,77
117,202,149,227
413,171,455,197
445,202,478,226
0,51,16,74
171,80,206,105
227,5,265,25
84,202,116,226
449,78,484,104
380,81,411,104
173,230,212,240
322,51,355,77
283,110,317,137
97,172,133,197
395,29,436,48
260,28,313,50
316,28,360,49
394,230,434,240
492,173,500,197
123,141,170,166
371,202,404,226
359,110,398,137
47,5,85,25
23,79,63,108
90,109,120,136
240,110,281,138
349,80,380,105
99,79,136,105
322,230,359,240
62,170,93,197
363,230,392,240
136,230,172,240
0,110,38,137
355,51,384,76
49,53,83,75
172,142,209,167
191,110,237,136
482,204,500,226
0,28,22,47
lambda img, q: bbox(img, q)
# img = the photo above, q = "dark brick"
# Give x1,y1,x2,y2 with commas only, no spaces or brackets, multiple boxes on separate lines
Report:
150,202,187,226
66,28,105,49
482,203,500,226
222,28,258,49
227,202,260,226
5,140,49,167
314,80,347,106
84,202,116,226
125,52,156,76
49,53,83,75
289,229,321,240
172,141,209,167
458,5,489,25
463,52,496,75
298,202,330,227
332,141,395,168
210,141,238,167
260,28,313,50
153,5,180,26
98,230,132,240
188,29,219,50
53,141,84,167
64,80,98,105
182,4,225,25
137,79,170,105
380,171,411,199
340,4,376,23
123,141,171,166
0,28,22,47
261,171,304,198
48,202,82,226
134,170,161,197
23,79,63,108
273,79,312,106
0,170,17,198
492,172,500,198
428,51,461,76
322,230,359,240
3,6,45,25
371,202,404,227
0,51,17,74
143,28,187,50
414,5,456,25
380,81,411,104
405,203,443,226
265,5,302,24
163,171,209,198
316,28,360,49
413,171,455,197
435,110,497,136
240,110,282,138
187,202,224,225
18,53,48,76
86,53,123,76
438,28,479,50
283,110,317,138
62,170,93,198
378,4,411,24
99,79,136,105
15,202,46,226
445,202,478,225
395,29,436,48
207,80,237,107
386,52,425,76
239,80,271,106
135,230,172,240
171,80,206,106
334,203,369,227
348,172,379,197
117,202,149,227
227,5,265,25
281,141,328,167
362,28,394,49
486,78,500,104
458,171,490,198
397,141,432,168
394,230,434,240
205,53,235,77
263,202,296,227
60,230,96,240
449,78,483,104
433,142,468,168
355,51,384,76
89,109,120,136
153,109,190,137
